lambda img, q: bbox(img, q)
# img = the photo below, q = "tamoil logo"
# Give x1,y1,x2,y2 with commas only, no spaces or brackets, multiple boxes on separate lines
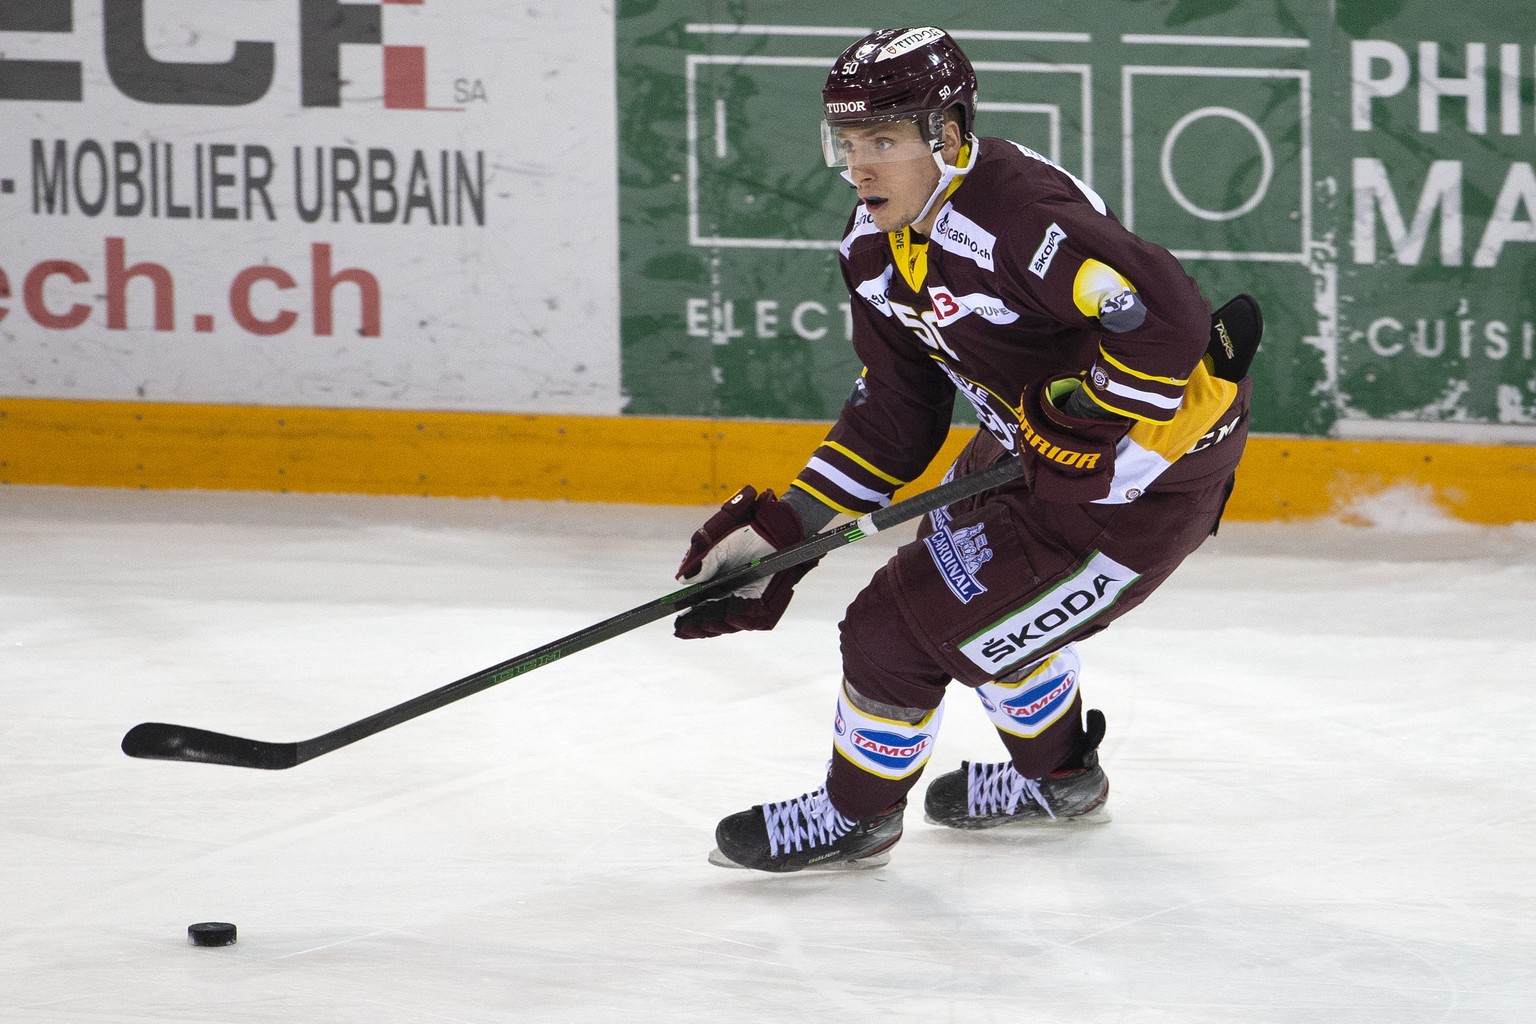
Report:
1000,672,1076,727
850,730,933,772
0,0,465,110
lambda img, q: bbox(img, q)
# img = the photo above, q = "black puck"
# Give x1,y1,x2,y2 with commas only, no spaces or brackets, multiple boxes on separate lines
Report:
188,922,237,947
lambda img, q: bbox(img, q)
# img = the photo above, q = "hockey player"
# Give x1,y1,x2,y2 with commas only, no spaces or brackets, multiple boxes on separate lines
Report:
676,27,1253,872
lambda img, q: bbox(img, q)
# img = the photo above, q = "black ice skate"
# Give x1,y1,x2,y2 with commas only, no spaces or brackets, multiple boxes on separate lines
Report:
924,709,1110,829
708,786,905,872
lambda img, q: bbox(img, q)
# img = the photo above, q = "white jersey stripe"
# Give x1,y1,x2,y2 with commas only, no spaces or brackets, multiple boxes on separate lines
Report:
805,456,893,507
1099,377,1184,411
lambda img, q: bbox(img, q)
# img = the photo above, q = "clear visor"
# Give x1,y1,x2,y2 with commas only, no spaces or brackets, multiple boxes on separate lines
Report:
820,118,940,168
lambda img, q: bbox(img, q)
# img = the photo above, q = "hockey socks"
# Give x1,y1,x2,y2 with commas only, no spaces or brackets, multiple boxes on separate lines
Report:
976,648,1080,743
827,681,944,820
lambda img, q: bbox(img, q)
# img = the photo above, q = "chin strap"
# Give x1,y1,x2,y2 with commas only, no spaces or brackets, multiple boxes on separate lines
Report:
912,136,978,226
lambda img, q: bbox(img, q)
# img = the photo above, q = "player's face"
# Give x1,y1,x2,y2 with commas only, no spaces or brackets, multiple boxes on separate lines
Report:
839,121,943,233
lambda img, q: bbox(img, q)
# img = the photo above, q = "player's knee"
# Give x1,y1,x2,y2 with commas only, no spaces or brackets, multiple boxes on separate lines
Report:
844,680,929,724
840,569,949,711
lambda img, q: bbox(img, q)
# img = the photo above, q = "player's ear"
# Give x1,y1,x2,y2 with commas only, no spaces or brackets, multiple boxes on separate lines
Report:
941,116,964,161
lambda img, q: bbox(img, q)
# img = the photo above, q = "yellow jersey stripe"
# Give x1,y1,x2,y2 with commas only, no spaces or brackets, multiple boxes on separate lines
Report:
1098,347,1189,387
1081,385,1165,424
1124,361,1239,461
822,440,907,486
789,479,865,519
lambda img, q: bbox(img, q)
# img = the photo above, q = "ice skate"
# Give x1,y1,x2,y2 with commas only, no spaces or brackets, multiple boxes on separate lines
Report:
924,709,1110,829
708,786,905,872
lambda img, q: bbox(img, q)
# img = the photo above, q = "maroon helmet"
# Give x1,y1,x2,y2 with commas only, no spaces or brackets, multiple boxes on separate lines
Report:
821,27,978,152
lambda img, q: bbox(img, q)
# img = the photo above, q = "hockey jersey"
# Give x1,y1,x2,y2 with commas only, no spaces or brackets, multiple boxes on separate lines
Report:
793,137,1240,515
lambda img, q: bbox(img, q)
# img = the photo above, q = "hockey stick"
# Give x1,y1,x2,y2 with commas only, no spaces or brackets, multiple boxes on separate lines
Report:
122,294,1260,772
120,456,1025,770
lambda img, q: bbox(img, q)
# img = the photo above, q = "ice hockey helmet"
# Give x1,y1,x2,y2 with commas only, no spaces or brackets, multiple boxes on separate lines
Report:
822,27,978,138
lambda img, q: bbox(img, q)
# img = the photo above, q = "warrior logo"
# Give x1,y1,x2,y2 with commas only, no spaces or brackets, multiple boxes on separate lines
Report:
924,521,993,604
959,551,1140,674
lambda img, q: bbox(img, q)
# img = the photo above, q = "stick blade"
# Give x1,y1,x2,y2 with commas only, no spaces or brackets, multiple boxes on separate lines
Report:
122,722,300,770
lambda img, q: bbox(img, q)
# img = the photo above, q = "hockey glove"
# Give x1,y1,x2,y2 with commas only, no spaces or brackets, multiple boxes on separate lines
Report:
673,485,821,639
1017,375,1130,504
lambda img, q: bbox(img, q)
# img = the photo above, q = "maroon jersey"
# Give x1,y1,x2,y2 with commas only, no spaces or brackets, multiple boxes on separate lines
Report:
794,137,1238,515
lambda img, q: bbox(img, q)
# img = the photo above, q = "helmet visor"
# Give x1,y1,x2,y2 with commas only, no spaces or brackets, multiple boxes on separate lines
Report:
820,118,938,168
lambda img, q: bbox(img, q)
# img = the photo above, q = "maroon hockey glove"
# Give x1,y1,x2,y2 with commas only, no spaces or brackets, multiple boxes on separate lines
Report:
674,485,820,639
1017,375,1130,503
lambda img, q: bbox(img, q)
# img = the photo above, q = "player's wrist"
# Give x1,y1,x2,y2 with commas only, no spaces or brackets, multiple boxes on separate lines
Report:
1028,375,1128,445
1054,378,1129,425
781,486,839,535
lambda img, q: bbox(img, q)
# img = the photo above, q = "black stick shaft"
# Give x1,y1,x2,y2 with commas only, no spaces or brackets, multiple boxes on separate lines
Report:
122,457,1022,769
121,293,1261,771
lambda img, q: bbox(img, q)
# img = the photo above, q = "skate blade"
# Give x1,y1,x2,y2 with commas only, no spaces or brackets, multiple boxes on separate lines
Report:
923,803,1112,829
707,847,892,871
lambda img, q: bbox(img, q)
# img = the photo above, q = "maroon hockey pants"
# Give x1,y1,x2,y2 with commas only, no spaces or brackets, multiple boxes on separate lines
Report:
827,381,1251,818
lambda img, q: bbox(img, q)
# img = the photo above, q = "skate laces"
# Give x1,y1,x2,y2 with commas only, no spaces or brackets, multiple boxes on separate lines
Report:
762,787,855,856
966,762,1055,821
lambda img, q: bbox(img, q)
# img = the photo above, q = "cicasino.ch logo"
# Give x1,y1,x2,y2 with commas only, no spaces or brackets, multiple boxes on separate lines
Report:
0,0,455,109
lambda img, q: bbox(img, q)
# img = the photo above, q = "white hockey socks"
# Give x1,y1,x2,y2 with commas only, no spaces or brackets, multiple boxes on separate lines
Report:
974,645,1081,739
831,681,944,782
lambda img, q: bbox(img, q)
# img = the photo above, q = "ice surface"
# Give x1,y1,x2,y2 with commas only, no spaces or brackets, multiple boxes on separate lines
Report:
3,485,1534,1023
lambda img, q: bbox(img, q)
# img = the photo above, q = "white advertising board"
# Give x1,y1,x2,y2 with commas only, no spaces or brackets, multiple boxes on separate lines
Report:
0,0,622,414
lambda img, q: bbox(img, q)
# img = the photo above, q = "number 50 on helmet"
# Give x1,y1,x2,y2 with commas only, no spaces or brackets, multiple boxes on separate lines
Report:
819,27,979,168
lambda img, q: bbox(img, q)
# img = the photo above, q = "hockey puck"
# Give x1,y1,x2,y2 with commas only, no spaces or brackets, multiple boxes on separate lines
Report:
188,922,237,947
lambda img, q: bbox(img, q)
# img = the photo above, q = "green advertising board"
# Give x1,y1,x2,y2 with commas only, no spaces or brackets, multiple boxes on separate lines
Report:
617,1,1536,439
